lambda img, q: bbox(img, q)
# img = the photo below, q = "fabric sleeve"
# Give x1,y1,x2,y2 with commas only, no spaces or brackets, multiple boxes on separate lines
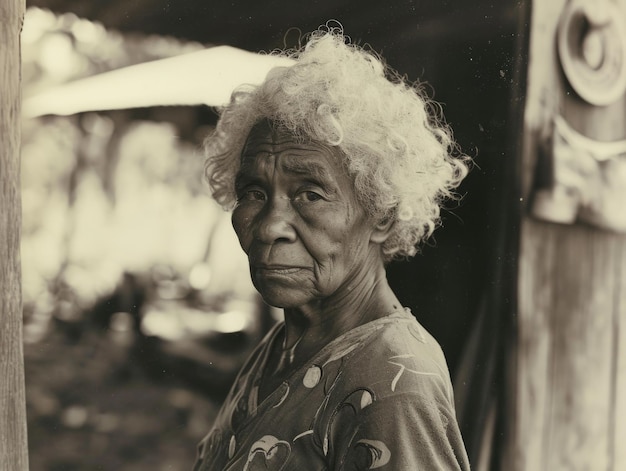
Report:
327,391,470,471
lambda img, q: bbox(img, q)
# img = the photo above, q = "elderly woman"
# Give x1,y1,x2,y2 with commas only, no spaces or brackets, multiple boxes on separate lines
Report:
193,31,470,471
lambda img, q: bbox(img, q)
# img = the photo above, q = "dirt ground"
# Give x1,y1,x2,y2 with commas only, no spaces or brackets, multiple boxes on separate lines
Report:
24,323,224,471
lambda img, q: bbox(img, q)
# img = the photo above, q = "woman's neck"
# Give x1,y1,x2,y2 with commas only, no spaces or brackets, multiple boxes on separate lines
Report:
281,261,402,357
259,258,401,402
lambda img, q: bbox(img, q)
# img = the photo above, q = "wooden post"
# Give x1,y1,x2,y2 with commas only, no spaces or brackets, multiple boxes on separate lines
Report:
506,1,626,469
0,0,29,470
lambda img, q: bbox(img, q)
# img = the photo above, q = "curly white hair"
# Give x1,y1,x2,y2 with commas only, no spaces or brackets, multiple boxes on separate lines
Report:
204,30,469,261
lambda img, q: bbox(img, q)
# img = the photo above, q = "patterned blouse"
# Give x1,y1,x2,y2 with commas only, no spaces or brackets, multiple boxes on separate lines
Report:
193,309,470,470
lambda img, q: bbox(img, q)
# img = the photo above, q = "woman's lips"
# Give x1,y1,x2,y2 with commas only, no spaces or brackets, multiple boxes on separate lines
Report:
253,265,308,276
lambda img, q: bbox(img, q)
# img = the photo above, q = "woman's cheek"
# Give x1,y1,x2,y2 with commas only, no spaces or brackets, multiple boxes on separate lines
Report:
232,207,254,251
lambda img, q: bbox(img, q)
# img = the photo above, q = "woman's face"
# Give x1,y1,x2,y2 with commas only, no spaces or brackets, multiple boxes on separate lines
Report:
232,121,380,309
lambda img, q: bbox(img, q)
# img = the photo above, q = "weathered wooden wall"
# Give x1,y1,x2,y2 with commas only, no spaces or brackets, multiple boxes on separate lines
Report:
508,1,626,469
0,0,28,469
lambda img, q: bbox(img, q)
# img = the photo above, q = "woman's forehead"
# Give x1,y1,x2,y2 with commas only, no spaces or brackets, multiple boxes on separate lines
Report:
240,120,344,174
242,119,333,154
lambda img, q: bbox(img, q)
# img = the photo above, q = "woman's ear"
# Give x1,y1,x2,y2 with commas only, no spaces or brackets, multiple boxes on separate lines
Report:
370,216,395,244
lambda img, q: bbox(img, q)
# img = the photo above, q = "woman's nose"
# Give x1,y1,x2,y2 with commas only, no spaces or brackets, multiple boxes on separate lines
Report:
255,197,297,244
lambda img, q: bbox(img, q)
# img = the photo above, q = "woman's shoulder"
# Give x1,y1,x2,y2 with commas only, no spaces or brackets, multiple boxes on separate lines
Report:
377,310,449,370
324,310,455,404
351,309,449,368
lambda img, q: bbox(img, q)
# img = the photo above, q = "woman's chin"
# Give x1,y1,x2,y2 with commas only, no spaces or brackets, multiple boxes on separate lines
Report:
260,293,305,310
251,274,314,309
255,285,311,310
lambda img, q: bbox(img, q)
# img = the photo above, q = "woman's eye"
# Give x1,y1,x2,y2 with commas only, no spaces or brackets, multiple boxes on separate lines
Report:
296,191,323,203
239,189,266,202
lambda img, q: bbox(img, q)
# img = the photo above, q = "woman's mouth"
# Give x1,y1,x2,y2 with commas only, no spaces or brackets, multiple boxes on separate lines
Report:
255,265,305,275
251,264,314,282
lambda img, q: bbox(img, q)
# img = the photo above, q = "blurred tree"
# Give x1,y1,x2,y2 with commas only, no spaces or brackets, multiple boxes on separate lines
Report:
0,0,29,470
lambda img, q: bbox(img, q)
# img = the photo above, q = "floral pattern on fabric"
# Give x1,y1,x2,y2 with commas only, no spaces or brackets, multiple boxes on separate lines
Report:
193,309,470,471
346,440,391,469
243,435,291,471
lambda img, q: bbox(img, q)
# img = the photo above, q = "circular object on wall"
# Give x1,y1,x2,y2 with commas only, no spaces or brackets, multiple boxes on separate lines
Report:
557,0,626,106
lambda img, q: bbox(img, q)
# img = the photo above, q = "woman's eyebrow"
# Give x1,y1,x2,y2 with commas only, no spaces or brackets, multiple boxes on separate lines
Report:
234,168,260,189
280,158,333,182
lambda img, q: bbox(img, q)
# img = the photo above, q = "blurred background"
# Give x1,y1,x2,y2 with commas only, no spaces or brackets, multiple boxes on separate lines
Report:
21,8,279,470
17,1,626,470
20,1,527,470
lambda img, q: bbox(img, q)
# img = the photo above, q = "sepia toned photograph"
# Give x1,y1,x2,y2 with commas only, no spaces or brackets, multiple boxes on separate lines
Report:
2,1,625,470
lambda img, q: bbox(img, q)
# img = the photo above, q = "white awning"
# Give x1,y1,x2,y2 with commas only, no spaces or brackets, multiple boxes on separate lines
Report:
23,45,294,117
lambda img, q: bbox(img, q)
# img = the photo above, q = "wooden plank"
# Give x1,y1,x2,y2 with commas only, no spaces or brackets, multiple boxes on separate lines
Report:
514,221,555,470
512,0,626,469
512,2,564,469
0,0,29,470
544,226,618,470
516,223,624,471
612,241,626,470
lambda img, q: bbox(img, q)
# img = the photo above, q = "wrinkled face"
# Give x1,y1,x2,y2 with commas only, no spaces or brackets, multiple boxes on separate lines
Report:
232,120,378,309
